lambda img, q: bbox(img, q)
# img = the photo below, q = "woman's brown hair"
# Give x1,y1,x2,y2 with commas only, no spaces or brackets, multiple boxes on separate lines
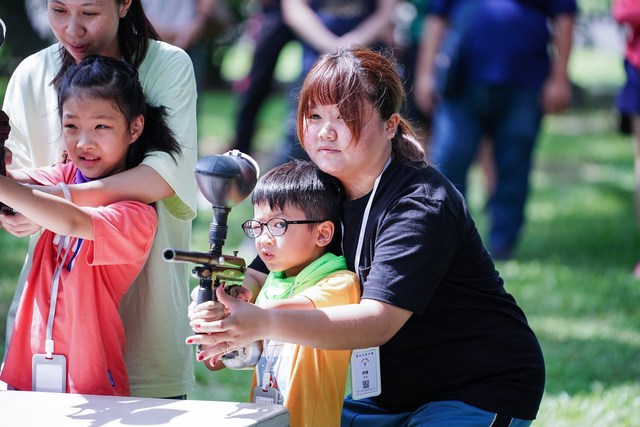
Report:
297,47,426,163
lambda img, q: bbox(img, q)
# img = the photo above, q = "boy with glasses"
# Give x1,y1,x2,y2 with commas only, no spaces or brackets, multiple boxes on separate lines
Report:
194,160,359,426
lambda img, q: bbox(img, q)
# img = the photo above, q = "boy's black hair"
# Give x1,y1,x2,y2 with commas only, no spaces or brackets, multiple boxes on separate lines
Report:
56,55,181,170
251,160,344,254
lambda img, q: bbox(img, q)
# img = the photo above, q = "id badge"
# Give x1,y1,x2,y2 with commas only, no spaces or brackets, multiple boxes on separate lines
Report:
252,386,279,404
32,354,67,393
350,346,381,399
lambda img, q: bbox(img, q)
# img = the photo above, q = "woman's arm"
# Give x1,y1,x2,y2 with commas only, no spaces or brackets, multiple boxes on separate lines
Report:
0,175,94,239
35,164,174,207
188,285,412,361
194,288,316,371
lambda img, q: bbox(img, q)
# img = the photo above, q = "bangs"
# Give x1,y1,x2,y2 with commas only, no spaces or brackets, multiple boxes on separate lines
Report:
298,52,369,142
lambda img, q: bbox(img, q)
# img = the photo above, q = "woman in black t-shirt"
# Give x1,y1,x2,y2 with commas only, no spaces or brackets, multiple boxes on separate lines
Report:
189,47,545,427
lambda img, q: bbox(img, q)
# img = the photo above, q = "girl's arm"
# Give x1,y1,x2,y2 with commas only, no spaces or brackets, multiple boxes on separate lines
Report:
0,175,94,239
0,166,170,242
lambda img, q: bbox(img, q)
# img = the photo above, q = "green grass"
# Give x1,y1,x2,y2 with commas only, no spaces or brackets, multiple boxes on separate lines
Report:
482,112,640,426
1,49,639,424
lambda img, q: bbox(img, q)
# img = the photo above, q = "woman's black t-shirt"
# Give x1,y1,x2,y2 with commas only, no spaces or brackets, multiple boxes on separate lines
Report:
251,160,545,419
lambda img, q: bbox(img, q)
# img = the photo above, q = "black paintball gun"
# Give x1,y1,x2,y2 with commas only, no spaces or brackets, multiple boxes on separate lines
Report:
0,18,15,216
164,150,262,368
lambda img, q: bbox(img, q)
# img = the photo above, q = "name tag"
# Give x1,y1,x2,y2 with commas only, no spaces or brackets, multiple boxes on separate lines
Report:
32,354,67,393
350,347,381,399
253,386,279,404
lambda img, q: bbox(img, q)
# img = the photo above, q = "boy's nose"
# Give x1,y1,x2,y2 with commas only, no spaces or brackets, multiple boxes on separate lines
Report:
256,228,275,244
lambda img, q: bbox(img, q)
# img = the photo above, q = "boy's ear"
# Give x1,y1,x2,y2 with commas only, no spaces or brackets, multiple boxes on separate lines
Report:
315,220,334,248
129,114,145,144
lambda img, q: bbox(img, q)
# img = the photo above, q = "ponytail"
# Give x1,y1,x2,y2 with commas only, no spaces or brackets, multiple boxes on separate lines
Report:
57,55,180,171
126,104,181,169
392,117,427,165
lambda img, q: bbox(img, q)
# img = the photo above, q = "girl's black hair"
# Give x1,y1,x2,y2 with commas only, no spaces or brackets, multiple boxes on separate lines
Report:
52,0,159,87
57,55,181,169
251,159,344,254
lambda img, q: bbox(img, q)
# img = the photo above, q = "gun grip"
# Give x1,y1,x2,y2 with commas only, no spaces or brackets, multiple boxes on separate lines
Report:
197,286,214,305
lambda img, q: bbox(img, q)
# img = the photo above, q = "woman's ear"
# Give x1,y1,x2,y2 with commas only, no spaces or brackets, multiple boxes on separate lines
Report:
129,115,144,144
315,220,335,248
119,0,132,18
384,113,401,141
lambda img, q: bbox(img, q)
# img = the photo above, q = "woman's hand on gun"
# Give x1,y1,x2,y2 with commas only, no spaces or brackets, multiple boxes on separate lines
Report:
186,284,267,364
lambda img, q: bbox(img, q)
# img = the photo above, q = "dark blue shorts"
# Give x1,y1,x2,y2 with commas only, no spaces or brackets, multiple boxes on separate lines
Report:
617,60,640,114
341,397,534,427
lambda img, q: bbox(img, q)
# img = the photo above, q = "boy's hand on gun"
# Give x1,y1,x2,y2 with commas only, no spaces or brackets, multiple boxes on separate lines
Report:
188,284,252,322
187,284,266,364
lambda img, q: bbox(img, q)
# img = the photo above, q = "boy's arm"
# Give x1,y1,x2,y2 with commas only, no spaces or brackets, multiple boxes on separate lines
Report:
0,175,94,239
243,267,268,303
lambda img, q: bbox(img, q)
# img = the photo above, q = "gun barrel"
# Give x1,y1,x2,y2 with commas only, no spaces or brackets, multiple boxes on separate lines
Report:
163,248,246,268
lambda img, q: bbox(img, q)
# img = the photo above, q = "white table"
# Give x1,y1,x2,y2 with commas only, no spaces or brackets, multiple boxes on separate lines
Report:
0,390,289,426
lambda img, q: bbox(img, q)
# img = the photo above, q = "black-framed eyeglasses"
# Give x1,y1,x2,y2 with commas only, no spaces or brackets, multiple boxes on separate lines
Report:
241,218,326,238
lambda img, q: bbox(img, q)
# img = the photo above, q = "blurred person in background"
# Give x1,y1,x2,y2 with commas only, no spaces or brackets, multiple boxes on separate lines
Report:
141,0,218,110
613,0,640,279
273,0,398,166
415,0,576,261
232,0,297,158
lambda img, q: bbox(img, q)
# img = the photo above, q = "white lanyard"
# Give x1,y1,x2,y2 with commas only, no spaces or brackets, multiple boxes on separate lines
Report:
259,284,295,390
348,157,391,279
45,183,73,358
345,158,390,400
